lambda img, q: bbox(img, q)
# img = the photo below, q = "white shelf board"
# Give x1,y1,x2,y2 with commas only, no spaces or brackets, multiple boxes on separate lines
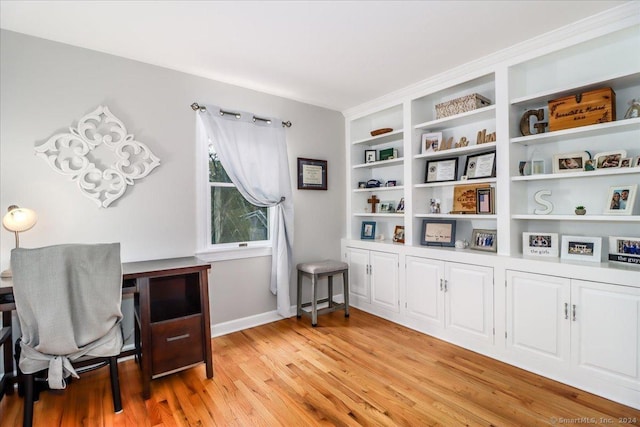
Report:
415,214,497,220
414,105,496,131
353,186,404,193
415,177,497,188
512,167,640,181
353,157,404,169
512,214,640,222
414,141,497,160
510,118,640,146
352,129,404,146
510,71,640,106
353,213,405,218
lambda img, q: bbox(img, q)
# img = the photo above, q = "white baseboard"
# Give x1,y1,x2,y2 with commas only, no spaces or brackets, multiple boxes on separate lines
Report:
210,293,344,337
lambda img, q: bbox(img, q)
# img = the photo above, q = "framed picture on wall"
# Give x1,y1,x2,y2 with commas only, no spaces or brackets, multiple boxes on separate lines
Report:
297,158,327,190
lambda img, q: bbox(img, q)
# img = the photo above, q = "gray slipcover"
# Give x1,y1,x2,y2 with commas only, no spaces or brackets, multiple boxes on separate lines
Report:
11,243,123,389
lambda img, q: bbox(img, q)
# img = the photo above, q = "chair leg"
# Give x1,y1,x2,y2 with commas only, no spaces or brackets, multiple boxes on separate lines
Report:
14,339,23,397
311,274,318,327
343,270,350,317
108,356,123,413
23,373,34,427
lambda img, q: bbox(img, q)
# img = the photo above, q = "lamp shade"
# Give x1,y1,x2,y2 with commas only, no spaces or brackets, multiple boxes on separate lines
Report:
2,205,37,232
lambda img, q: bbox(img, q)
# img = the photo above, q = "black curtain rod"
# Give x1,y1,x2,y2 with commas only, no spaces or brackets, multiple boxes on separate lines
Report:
190,103,292,128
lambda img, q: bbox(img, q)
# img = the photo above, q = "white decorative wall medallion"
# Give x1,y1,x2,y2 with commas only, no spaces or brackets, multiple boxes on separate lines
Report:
35,106,160,207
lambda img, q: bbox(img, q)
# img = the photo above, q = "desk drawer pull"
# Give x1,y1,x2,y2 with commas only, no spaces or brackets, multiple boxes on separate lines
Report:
166,333,190,342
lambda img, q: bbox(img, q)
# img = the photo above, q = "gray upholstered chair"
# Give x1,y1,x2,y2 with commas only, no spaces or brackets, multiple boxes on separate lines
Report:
11,243,124,427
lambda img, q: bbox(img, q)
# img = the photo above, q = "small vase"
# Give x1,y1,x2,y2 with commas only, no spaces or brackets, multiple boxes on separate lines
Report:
575,208,586,215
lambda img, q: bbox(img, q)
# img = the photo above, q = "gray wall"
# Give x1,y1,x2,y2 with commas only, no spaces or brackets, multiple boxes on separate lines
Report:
0,30,345,325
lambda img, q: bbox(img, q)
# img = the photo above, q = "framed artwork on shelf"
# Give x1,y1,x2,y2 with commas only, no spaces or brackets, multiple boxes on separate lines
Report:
552,152,589,173
620,158,632,168
396,197,405,212
604,184,637,215
379,148,398,161
297,157,327,190
451,183,490,214
594,150,627,169
464,151,496,179
476,187,495,214
420,219,456,247
379,201,396,213
425,157,458,183
635,156,640,167
421,132,442,154
608,236,640,267
561,235,602,263
364,150,376,163
393,226,405,244
470,229,497,252
522,232,559,258
361,221,376,240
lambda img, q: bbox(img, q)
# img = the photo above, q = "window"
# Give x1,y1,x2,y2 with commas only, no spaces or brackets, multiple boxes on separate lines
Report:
207,144,270,247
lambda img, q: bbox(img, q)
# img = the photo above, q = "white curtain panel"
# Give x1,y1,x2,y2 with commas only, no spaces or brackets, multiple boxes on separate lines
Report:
198,106,294,317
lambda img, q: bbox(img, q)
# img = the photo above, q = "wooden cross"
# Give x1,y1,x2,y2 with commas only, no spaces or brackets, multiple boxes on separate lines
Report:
368,195,380,213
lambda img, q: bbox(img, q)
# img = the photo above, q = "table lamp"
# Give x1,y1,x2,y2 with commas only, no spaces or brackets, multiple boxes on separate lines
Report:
1,205,38,278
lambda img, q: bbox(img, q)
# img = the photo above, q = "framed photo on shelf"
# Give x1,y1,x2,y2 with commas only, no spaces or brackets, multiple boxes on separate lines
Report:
608,236,640,267
604,184,637,215
379,201,396,213
364,150,376,163
470,229,497,252
420,219,456,247
522,232,559,258
552,152,589,173
620,158,632,168
561,235,602,263
594,150,627,169
297,157,327,190
425,157,458,183
464,151,496,179
635,156,640,167
476,187,495,214
451,183,490,214
393,225,405,244
396,197,405,212
361,221,376,240
421,132,442,154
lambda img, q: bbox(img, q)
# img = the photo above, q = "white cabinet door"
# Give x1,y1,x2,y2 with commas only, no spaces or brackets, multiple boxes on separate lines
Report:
506,271,570,364
370,251,399,312
571,279,640,389
445,263,494,343
345,247,370,304
405,256,444,327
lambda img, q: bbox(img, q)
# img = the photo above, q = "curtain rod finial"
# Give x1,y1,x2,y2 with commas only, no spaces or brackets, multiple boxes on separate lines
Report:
191,102,206,111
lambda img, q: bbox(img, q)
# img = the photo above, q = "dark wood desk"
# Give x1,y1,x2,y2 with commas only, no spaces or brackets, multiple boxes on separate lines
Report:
0,256,213,400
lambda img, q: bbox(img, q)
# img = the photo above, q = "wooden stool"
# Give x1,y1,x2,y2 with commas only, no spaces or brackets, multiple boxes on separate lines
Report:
296,260,350,327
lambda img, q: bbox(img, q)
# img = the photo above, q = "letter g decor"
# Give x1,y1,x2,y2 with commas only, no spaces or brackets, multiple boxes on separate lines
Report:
35,105,161,208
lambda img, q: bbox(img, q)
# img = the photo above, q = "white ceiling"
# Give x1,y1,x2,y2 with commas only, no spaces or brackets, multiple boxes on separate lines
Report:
0,1,627,112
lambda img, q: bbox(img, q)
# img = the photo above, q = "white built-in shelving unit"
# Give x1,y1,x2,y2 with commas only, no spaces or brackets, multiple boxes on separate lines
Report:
342,3,640,411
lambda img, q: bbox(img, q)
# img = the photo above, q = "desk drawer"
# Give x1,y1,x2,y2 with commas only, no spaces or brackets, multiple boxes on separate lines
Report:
151,314,204,376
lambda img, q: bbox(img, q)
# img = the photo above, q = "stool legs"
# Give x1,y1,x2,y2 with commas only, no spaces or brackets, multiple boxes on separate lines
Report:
296,270,302,318
343,270,350,317
311,273,318,327
328,275,334,309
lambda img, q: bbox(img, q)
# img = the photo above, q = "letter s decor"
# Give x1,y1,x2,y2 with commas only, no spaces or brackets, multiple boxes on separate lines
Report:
534,190,553,215
35,106,161,208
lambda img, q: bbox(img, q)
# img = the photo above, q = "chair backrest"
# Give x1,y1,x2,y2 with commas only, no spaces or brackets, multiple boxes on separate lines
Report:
11,243,123,360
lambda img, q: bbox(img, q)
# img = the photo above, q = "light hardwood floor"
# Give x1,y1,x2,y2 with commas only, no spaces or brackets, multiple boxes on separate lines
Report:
1,308,638,426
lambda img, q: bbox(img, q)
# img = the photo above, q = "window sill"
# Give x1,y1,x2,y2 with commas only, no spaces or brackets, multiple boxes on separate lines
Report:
196,246,272,262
